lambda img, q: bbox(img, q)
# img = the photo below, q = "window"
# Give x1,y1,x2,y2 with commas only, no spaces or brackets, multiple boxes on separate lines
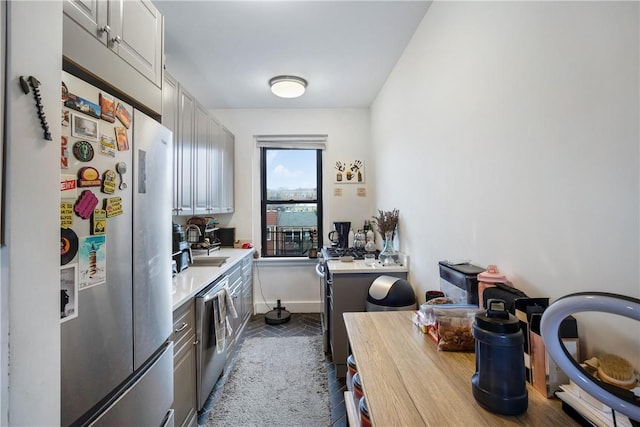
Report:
260,147,323,257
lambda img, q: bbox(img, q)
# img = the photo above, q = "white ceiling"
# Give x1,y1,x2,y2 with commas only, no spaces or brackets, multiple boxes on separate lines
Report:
154,1,432,109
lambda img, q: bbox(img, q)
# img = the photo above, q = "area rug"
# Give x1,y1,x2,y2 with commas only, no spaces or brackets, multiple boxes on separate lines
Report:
204,336,330,426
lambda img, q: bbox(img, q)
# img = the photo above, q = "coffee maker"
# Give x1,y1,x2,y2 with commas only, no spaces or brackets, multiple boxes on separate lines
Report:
329,221,351,249
172,223,192,272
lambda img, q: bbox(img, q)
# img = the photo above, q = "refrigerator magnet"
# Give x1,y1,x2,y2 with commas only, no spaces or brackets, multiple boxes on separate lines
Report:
101,170,117,194
115,103,131,128
61,136,69,168
78,167,102,188
115,127,129,151
104,197,123,218
74,190,99,219
60,174,78,198
60,263,78,322
64,93,101,120
99,134,116,158
61,227,79,265
60,201,74,229
61,109,69,127
91,209,106,235
73,140,94,162
99,93,116,123
71,114,99,141
61,81,68,102
78,235,106,290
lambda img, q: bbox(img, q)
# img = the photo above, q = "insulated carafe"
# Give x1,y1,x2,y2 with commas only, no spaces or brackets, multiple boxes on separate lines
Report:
472,299,528,415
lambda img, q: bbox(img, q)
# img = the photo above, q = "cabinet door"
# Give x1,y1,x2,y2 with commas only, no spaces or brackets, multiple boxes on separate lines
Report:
172,301,197,427
207,117,222,213
175,87,195,215
220,126,235,213
108,0,163,87
193,102,210,215
173,341,197,427
241,256,253,322
162,72,179,211
63,0,108,44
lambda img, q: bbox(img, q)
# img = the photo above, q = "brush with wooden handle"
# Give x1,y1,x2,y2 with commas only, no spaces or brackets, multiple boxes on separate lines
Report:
596,354,638,390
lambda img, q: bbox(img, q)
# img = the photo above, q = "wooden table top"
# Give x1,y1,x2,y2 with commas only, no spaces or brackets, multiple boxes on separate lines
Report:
343,311,577,426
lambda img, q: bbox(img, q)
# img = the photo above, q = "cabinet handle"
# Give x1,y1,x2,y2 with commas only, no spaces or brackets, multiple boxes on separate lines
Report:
174,322,188,333
111,35,122,45
99,25,111,34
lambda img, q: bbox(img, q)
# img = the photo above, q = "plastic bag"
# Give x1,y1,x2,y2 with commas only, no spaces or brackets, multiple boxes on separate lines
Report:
428,304,478,352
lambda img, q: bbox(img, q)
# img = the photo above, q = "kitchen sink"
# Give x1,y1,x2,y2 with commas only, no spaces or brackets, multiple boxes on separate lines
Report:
191,256,228,267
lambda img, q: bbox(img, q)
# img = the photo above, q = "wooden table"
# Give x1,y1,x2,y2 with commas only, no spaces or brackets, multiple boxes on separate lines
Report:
343,311,577,426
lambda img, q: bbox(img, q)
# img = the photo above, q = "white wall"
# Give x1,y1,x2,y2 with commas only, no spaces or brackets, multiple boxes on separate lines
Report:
3,1,62,424
211,108,372,311
371,1,639,364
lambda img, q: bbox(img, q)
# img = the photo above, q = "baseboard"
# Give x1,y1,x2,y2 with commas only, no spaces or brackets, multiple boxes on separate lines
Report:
254,301,321,314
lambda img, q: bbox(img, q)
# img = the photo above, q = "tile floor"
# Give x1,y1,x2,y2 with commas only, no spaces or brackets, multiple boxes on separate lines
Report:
197,313,348,427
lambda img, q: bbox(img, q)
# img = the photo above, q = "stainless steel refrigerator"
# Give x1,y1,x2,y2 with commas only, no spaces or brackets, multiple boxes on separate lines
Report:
60,72,174,426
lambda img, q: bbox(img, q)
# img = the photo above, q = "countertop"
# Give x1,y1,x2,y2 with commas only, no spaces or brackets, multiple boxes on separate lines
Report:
172,248,254,310
326,257,409,274
343,311,576,426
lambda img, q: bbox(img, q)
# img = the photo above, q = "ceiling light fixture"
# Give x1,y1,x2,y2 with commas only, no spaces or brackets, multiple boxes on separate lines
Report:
269,75,307,98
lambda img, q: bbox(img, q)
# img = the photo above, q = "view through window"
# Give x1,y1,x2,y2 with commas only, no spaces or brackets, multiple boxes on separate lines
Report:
261,147,322,257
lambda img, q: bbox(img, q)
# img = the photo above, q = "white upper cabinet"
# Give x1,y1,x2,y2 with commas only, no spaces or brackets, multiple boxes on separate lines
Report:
63,0,108,43
175,86,195,215
193,102,210,215
207,117,222,214
63,0,163,112
161,72,234,216
219,126,235,213
108,0,163,88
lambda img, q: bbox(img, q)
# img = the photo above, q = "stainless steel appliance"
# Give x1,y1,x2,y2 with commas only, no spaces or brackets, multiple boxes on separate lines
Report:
195,277,230,410
61,72,174,426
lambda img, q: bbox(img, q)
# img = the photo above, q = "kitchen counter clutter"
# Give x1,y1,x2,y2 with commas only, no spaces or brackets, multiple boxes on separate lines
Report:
172,247,254,310
343,311,576,426
326,257,409,274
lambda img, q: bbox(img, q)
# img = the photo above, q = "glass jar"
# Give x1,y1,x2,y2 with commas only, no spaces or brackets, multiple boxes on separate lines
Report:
346,354,357,391
378,231,399,265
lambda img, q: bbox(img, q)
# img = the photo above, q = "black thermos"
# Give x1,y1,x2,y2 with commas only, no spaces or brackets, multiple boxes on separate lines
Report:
472,299,528,415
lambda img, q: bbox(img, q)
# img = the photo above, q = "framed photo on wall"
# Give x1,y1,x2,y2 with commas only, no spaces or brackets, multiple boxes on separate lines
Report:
334,159,365,183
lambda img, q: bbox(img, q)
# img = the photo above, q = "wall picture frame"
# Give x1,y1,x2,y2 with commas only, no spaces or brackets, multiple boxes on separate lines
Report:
334,159,365,183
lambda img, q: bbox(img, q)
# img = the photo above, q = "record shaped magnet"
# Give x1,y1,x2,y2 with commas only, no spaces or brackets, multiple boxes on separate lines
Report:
61,227,78,265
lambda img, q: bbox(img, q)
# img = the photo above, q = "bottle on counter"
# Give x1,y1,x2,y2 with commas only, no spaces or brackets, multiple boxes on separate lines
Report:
366,229,375,244
348,229,355,248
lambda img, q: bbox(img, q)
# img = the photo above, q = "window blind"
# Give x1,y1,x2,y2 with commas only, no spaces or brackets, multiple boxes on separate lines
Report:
254,134,327,150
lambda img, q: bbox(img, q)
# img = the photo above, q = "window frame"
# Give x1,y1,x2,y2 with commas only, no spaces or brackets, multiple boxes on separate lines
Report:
260,147,323,258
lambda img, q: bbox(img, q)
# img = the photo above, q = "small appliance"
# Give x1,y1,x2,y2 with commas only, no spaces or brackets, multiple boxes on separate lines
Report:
439,261,485,305
332,221,351,249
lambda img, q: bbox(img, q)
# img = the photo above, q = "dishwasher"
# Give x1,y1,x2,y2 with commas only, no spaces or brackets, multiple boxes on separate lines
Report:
195,275,229,410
